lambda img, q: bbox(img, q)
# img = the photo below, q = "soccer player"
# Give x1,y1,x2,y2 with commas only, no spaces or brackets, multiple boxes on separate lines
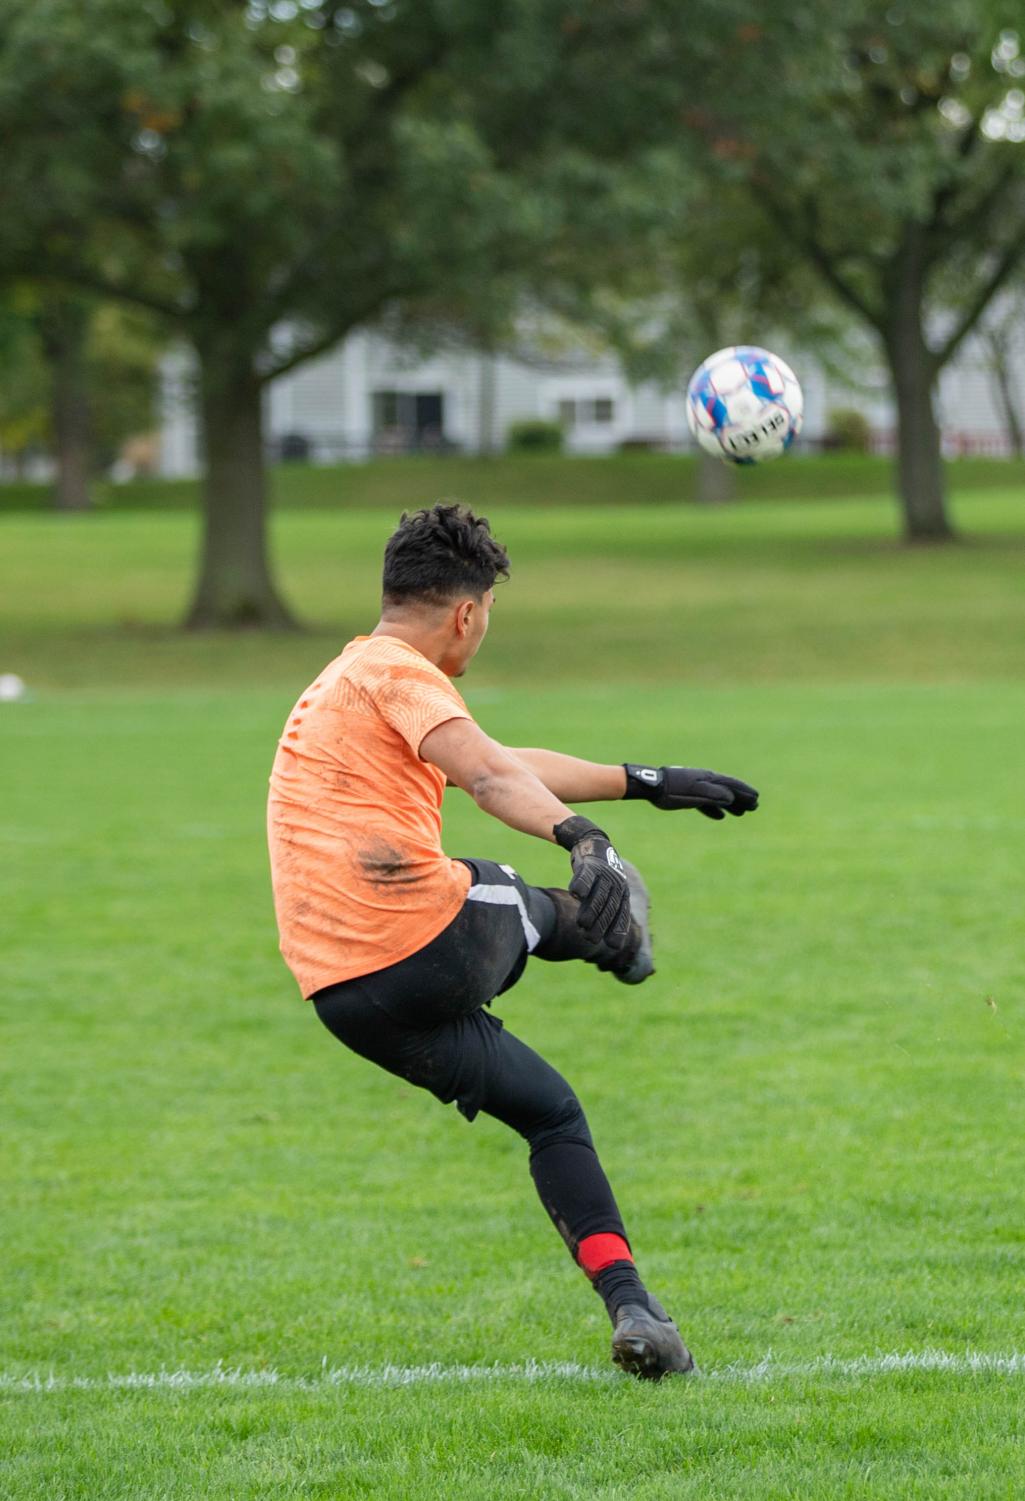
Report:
267,503,758,1380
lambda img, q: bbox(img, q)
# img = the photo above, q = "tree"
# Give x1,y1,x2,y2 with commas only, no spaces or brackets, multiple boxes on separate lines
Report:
666,0,1025,540
0,286,161,502
0,0,631,625
0,288,92,507
36,294,93,511
3,0,412,621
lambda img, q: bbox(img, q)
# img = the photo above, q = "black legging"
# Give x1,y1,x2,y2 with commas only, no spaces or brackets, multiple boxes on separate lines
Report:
313,858,629,1259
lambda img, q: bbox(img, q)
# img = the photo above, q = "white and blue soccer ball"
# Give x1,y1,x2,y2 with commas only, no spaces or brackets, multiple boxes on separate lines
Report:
686,346,803,465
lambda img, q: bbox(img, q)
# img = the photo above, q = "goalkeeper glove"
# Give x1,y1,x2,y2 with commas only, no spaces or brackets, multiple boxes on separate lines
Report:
553,815,632,949
623,764,759,820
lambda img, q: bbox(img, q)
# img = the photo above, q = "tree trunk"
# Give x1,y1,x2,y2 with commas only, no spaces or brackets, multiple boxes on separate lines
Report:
695,447,737,504
186,348,297,629
884,281,954,542
40,299,92,512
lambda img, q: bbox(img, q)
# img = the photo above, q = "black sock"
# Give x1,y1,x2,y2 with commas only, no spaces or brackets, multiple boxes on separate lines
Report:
592,1260,649,1322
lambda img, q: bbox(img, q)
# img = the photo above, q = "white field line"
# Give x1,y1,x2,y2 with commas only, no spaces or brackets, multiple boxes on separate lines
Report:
3,1350,1025,1394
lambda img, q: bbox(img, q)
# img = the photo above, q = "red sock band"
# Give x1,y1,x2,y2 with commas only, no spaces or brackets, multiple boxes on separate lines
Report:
576,1233,634,1279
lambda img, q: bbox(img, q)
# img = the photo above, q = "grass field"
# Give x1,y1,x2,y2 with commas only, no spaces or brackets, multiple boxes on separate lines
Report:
3,450,1025,515
2,476,1025,1497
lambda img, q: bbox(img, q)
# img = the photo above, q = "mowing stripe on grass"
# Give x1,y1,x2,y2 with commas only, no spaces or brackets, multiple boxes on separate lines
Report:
4,1351,1025,1393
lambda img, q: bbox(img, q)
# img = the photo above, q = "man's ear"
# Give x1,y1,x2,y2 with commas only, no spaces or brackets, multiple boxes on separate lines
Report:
455,598,474,636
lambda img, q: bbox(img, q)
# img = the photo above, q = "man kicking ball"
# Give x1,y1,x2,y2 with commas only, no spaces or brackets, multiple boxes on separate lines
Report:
267,502,758,1379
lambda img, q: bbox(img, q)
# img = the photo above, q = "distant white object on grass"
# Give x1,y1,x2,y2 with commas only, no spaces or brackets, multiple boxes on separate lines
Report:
0,673,27,702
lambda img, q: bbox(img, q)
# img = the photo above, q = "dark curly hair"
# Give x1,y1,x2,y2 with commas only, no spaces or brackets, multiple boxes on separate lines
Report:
382,502,510,607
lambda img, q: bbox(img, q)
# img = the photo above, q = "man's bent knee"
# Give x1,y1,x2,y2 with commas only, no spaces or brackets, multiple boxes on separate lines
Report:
524,1090,593,1156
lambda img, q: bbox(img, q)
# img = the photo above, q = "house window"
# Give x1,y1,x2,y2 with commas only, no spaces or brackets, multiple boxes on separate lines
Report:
555,396,616,428
372,390,446,450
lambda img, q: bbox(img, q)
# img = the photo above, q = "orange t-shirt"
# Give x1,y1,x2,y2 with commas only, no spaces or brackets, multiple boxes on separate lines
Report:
267,635,474,997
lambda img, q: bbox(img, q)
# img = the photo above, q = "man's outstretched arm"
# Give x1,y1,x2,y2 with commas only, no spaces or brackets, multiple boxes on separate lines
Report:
507,748,627,803
420,717,633,948
509,747,760,821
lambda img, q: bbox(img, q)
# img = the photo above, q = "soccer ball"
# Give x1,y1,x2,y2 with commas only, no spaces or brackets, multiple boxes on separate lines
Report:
686,346,803,465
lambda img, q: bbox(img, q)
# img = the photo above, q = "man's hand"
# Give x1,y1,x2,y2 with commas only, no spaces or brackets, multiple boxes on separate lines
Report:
623,764,759,821
553,815,632,948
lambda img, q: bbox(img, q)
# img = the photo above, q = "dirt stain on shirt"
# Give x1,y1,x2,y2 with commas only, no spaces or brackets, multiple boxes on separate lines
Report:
358,836,422,885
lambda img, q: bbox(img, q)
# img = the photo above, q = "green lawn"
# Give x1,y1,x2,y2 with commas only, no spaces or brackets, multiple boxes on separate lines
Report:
2,486,1025,1497
2,450,1025,514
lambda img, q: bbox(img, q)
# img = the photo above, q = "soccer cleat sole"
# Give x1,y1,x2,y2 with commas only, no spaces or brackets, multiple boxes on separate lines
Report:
611,1334,697,1381
611,1299,697,1380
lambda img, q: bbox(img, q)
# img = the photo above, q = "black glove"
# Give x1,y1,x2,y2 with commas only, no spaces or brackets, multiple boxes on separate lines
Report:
623,764,759,821
553,815,632,949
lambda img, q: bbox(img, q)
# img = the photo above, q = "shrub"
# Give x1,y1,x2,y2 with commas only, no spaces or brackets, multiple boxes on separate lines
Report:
506,419,564,453
825,407,873,453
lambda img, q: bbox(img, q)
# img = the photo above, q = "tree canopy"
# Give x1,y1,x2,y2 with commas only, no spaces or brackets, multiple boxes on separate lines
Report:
1,0,629,622
657,0,1025,536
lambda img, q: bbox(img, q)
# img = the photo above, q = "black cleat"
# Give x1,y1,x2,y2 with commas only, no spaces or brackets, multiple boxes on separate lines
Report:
599,858,654,985
611,1295,696,1380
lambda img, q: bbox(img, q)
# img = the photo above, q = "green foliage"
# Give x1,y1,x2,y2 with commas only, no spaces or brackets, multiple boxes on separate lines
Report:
86,304,162,467
665,0,1025,357
826,407,874,453
0,287,48,460
505,419,564,453
0,287,162,482
0,0,614,375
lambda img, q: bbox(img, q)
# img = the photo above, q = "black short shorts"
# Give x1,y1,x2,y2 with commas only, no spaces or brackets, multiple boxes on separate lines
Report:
312,858,568,1126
